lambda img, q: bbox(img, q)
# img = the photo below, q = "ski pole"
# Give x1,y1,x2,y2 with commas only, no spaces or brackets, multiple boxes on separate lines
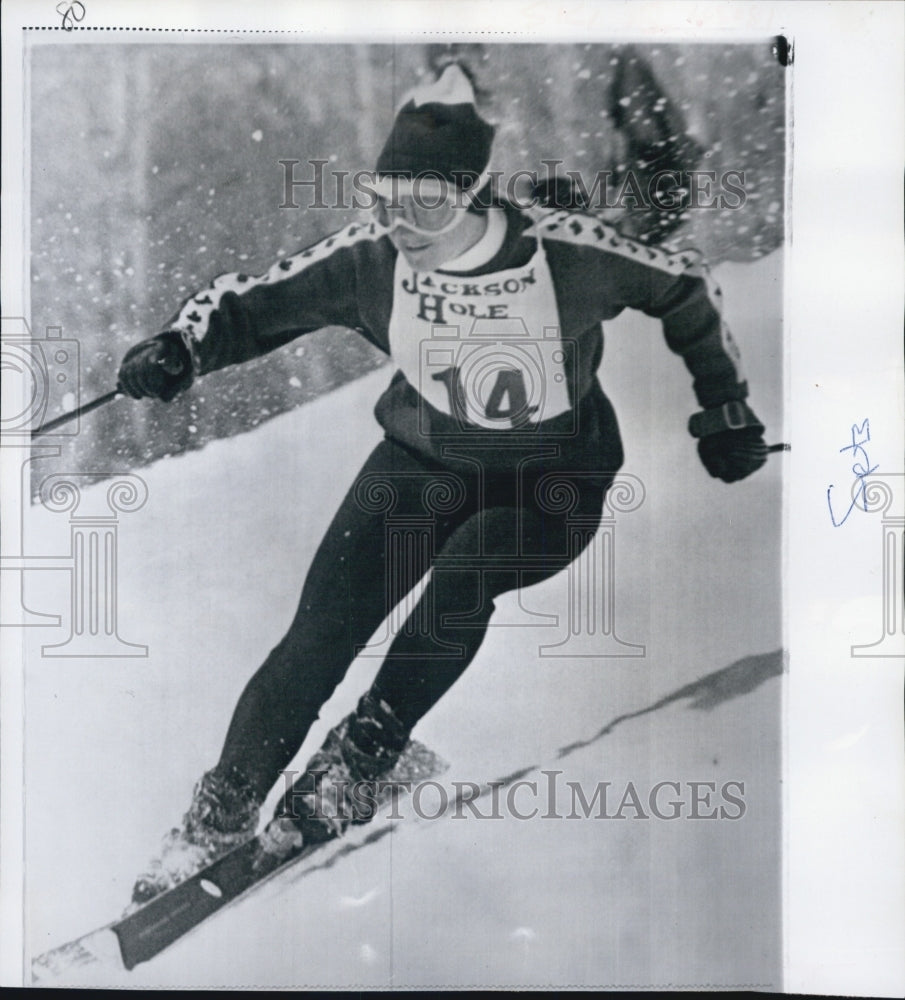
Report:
29,350,188,439
767,443,791,453
30,388,122,439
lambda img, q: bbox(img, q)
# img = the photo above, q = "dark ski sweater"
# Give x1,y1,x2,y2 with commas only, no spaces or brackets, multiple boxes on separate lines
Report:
167,201,748,474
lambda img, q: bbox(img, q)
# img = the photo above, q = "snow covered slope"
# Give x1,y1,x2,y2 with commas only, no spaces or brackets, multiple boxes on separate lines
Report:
23,250,785,988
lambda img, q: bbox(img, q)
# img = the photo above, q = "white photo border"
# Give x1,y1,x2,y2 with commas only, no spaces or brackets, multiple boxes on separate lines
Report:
2,1,903,994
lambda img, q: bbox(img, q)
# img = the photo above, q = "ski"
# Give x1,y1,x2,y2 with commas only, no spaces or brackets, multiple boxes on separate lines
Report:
32,740,446,982
115,831,318,969
31,835,320,981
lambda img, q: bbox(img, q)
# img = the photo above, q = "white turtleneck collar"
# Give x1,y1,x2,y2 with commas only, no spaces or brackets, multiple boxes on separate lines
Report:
439,207,507,274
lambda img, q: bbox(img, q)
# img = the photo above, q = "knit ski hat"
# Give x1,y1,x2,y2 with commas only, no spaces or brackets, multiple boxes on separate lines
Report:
375,64,494,192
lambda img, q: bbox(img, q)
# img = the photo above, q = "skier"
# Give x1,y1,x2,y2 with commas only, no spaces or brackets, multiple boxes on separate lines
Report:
118,63,769,903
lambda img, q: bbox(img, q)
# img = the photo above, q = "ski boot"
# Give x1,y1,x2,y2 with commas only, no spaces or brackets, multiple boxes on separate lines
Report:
265,691,411,855
130,765,261,907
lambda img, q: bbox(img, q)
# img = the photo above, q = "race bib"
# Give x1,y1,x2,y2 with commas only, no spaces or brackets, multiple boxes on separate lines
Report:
388,242,575,431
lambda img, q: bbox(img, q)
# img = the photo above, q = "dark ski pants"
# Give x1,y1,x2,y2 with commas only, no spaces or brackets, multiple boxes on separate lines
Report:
219,436,616,801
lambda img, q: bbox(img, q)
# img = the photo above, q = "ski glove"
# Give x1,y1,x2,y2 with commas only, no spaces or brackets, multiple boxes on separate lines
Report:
118,331,196,402
689,400,768,483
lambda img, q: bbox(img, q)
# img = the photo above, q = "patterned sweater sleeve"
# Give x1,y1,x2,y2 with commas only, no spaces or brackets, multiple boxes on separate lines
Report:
623,253,748,408
163,222,392,376
542,213,749,409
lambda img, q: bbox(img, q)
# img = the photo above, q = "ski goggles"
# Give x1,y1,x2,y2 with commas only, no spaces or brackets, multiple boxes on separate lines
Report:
370,173,489,237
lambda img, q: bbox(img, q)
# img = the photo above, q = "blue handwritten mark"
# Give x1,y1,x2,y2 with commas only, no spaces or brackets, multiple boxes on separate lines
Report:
827,419,879,527
56,0,85,30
